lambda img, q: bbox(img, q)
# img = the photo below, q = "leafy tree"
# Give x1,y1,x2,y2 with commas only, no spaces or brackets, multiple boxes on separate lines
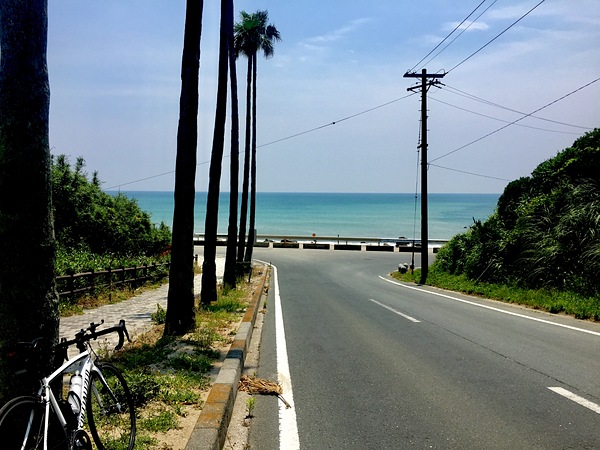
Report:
433,128,600,298
201,0,231,305
234,10,281,266
0,0,59,399
51,155,170,259
165,0,204,336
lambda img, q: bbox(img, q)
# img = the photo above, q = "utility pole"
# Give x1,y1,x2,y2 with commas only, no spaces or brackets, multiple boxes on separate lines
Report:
404,69,445,284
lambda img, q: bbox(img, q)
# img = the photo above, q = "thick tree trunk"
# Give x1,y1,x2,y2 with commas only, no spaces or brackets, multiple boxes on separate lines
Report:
0,0,59,398
201,0,230,305
165,0,204,336
223,0,240,290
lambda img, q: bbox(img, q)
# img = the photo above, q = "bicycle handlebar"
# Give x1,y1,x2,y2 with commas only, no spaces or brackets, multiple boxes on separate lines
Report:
57,319,131,360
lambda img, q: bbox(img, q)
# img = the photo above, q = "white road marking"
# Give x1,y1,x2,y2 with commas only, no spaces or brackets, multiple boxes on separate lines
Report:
548,387,600,414
369,298,421,323
380,276,600,338
272,264,301,449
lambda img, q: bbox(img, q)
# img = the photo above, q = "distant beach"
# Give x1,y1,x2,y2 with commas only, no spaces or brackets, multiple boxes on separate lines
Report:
108,191,500,241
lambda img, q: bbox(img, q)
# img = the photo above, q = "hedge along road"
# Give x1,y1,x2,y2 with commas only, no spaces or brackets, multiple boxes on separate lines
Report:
246,247,600,449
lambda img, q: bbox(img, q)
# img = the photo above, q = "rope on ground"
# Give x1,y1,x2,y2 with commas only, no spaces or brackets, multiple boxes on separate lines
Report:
239,375,291,408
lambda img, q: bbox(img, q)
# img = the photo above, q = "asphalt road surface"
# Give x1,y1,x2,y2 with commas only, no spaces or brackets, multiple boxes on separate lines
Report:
243,248,600,449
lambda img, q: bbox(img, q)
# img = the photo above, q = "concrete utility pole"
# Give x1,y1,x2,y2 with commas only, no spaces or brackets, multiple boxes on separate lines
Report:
404,69,445,284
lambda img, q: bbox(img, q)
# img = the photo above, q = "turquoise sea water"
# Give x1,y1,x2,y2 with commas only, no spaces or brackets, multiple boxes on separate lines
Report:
109,191,500,241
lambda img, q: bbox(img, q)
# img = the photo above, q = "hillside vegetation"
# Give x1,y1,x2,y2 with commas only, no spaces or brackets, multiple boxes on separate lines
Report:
52,155,171,274
432,129,600,316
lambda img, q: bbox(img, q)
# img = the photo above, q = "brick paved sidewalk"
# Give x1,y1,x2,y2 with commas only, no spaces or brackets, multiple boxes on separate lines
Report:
59,257,225,356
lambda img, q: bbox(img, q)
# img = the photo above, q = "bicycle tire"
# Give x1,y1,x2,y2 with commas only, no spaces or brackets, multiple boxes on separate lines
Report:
0,395,69,450
86,362,136,450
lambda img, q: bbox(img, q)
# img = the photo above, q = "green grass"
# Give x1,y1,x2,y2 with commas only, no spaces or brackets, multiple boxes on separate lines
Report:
391,267,600,321
100,279,254,449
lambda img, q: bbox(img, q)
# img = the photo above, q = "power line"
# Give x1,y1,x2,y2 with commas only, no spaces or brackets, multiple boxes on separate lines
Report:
429,96,583,135
105,93,417,190
257,93,415,149
448,0,546,73
430,75,600,163
429,162,511,181
442,84,593,130
408,0,489,73
421,0,499,69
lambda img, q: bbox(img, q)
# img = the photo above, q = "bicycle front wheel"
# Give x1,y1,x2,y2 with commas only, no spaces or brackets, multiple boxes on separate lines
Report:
0,395,69,450
86,362,136,450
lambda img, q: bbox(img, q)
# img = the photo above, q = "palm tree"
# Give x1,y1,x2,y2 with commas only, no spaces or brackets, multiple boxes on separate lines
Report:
234,10,281,267
200,0,231,305
164,0,204,336
0,0,60,397
223,0,240,290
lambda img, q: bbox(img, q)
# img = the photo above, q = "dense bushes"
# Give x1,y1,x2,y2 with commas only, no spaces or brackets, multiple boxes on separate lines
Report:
434,129,600,298
52,155,171,274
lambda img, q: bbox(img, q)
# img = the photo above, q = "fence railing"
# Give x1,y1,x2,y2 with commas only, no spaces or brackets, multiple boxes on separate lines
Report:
56,262,170,299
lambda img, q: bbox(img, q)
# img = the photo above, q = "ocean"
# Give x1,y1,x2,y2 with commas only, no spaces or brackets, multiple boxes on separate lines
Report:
109,191,500,241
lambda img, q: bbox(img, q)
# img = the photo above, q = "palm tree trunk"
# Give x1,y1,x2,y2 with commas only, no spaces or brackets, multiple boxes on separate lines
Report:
245,52,258,263
201,0,230,305
165,0,204,336
0,0,59,398
237,56,252,266
223,0,239,290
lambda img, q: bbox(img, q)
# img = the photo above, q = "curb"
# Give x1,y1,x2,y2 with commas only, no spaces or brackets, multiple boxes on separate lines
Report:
185,263,269,450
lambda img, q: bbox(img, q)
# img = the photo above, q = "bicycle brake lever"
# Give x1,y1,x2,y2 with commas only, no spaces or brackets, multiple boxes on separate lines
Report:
114,320,130,351
119,319,131,343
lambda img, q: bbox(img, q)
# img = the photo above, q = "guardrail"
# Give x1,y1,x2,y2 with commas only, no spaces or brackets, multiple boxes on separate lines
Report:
192,234,449,252
56,262,170,299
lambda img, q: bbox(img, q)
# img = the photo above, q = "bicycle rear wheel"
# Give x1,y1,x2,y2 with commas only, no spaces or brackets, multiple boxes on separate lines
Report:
86,362,135,450
0,395,69,450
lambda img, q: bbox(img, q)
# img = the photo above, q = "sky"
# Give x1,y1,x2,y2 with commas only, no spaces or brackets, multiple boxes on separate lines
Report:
47,0,600,194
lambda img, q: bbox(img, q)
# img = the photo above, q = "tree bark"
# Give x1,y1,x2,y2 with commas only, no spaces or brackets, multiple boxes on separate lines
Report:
0,0,59,398
200,0,230,305
223,0,240,290
245,52,258,264
165,0,204,336
237,56,253,266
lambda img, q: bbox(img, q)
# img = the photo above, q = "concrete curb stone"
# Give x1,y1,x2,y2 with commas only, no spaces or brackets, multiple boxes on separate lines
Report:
185,263,268,450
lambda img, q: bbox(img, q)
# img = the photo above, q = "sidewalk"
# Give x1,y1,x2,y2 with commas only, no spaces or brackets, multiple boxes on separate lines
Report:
59,257,225,355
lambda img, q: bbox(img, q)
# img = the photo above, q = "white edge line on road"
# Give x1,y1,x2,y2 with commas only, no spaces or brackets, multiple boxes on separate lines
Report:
272,264,301,450
379,276,600,338
369,299,421,323
548,387,600,414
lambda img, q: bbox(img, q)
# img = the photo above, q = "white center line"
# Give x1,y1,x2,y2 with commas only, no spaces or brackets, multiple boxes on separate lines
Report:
369,298,421,323
548,387,600,414
380,276,600,337
272,264,301,450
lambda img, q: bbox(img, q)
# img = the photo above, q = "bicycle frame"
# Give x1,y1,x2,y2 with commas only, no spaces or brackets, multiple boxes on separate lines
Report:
32,348,104,450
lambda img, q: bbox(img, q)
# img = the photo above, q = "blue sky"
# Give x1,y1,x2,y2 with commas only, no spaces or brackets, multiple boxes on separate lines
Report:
47,0,600,193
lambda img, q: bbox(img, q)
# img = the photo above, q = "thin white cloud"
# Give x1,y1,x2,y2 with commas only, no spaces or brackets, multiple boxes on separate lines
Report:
450,20,489,31
304,17,372,45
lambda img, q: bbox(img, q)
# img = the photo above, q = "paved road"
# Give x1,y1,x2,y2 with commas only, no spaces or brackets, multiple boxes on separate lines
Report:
248,248,600,449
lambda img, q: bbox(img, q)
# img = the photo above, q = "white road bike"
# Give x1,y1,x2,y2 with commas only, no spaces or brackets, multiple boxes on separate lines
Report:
0,320,136,449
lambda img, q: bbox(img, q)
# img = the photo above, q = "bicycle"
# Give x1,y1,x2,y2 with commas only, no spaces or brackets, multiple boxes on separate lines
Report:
0,319,136,449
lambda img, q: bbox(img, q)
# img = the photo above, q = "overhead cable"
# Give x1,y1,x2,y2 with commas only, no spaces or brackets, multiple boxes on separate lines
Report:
408,0,489,73
105,93,417,190
429,163,511,181
429,96,582,135
447,0,546,73
421,0,499,69
442,84,593,130
430,75,600,163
